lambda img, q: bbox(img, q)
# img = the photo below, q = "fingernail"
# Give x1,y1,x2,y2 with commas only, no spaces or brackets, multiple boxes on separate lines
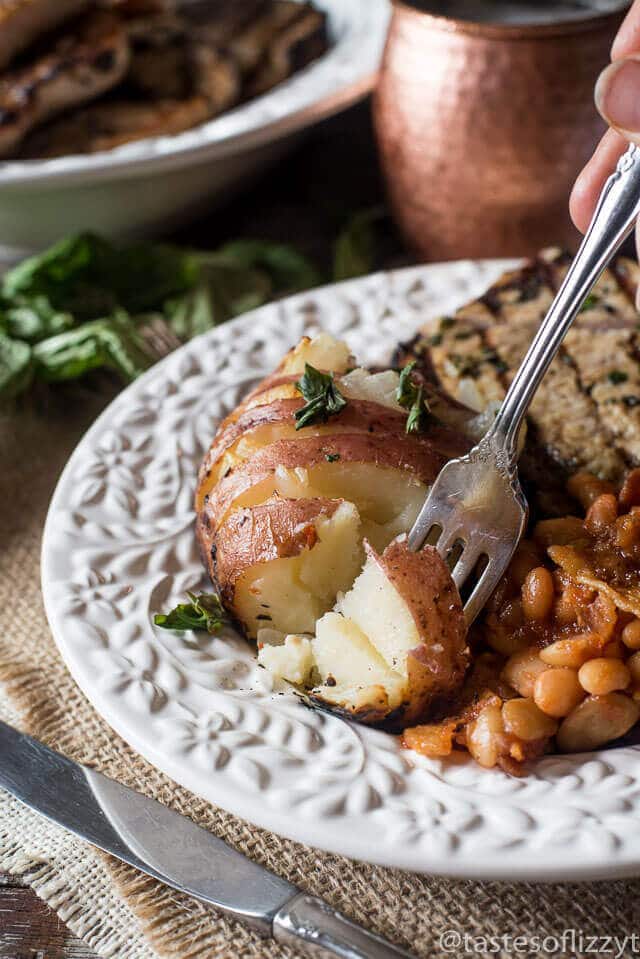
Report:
595,58,640,132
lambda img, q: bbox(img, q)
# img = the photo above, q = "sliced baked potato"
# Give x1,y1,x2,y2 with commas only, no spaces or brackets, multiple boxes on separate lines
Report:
196,332,470,724
258,538,468,727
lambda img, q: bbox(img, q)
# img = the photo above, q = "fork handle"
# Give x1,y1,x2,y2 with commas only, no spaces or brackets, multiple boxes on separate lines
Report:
487,142,640,465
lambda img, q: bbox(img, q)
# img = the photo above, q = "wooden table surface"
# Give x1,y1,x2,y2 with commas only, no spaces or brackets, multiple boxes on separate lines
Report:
0,101,389,959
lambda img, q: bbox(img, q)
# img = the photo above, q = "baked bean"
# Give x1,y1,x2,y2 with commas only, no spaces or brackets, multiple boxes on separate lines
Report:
602,639,625,659
533,668,584,718
628,651,640,684
485,627,529,658
509,541,542,588
466,703,504,768
486,576,510,614
539,633,601,668
578,658,630,695
498,598,524,628
585,493,617,534
533,517,585,548
502,648,548,698
622,619,640,650
502,698,558,741
615,512,640,552
619,468,640,510
521,567,554,621
567,472,615,509
556,693,640,752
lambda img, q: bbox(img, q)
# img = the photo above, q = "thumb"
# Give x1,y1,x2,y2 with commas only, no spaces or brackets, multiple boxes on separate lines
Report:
595,56,640,143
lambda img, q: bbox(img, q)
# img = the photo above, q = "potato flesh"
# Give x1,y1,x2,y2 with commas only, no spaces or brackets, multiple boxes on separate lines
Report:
336,556,419,676
257,551,423,717
339,368,403,412
233,502,363,638
311,612,405,709
257,635,314,685
280,333,353,375
232,462,426,553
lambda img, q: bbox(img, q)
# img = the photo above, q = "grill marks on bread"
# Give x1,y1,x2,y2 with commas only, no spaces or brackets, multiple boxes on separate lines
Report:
0,9,130,157
1,0,328,158
396,250,640,484
0,0,90,71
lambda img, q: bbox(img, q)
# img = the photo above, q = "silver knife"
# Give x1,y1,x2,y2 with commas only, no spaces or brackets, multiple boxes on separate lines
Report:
0,720,413,959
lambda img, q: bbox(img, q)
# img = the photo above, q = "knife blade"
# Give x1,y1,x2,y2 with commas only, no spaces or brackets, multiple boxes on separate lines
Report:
0,720,413,959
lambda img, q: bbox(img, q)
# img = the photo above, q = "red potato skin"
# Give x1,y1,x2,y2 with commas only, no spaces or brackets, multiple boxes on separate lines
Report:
372,539,469,724
202,432,450,529
198,496,342,607
197,397,469,499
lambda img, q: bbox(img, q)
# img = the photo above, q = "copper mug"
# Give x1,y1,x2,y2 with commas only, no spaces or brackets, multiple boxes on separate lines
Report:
373,1,629,260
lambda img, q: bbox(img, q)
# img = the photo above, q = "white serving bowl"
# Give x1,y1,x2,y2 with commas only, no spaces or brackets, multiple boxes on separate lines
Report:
0,0,390,261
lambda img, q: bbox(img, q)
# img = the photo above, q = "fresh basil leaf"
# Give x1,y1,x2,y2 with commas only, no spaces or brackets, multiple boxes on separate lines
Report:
396,361,430,434
3,233,195,321
0,333,32,400
580,294,598,312
1,295,74,343
333,206,386,282
218,239,321,293
33,313,155,383
294,363,347,429
165,256,272,340
154,592,227,633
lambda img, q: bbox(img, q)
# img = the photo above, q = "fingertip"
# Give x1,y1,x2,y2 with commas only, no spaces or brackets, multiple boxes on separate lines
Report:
569,129,629,235
611,3,640,61
569,170,592,235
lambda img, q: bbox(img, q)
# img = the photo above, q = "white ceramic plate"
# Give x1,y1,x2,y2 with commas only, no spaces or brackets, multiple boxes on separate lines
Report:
0,0,389,259
42,260,640,881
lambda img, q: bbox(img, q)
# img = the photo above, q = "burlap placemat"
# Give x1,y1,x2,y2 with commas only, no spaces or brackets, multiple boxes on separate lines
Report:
1,390,639,959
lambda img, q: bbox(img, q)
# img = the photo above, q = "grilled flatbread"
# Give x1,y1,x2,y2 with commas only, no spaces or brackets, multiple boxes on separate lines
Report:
0,9,130,157
0,0,90,71
394,249,640,512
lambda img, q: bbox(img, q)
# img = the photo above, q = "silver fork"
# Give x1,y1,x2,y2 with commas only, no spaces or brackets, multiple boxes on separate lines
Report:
408,143,640,625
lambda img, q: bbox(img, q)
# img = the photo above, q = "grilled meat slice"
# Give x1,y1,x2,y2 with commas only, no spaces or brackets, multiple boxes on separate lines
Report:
190,45,241,115
182,0,269,48
394,249,640,512
229,1,313,74
124,14,191,99
8,0,329,159
102,0,175,15
122,14,241,111
0,9,130,158
20,94,211,157
246,4,328,98
0,0,90,71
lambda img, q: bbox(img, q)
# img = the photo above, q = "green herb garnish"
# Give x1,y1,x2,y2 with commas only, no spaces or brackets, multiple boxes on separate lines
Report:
608,370,629,385
325,452,340,462
333,206,386,282
0,232,319,401
294,364,347,430
581,294,598,312
396,361,430,434
154,592,227,634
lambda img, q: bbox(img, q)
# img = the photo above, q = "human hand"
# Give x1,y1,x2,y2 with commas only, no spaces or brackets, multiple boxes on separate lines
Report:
570,0,640,301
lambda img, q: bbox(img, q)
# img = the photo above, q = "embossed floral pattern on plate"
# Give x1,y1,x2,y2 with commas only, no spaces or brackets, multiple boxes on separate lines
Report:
41,262,640,880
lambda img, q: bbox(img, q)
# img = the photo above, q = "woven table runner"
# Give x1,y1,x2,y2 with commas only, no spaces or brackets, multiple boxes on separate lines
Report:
1,391,638,959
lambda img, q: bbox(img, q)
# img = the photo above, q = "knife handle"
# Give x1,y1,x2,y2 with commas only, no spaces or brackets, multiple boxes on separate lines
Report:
272,893,414,959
